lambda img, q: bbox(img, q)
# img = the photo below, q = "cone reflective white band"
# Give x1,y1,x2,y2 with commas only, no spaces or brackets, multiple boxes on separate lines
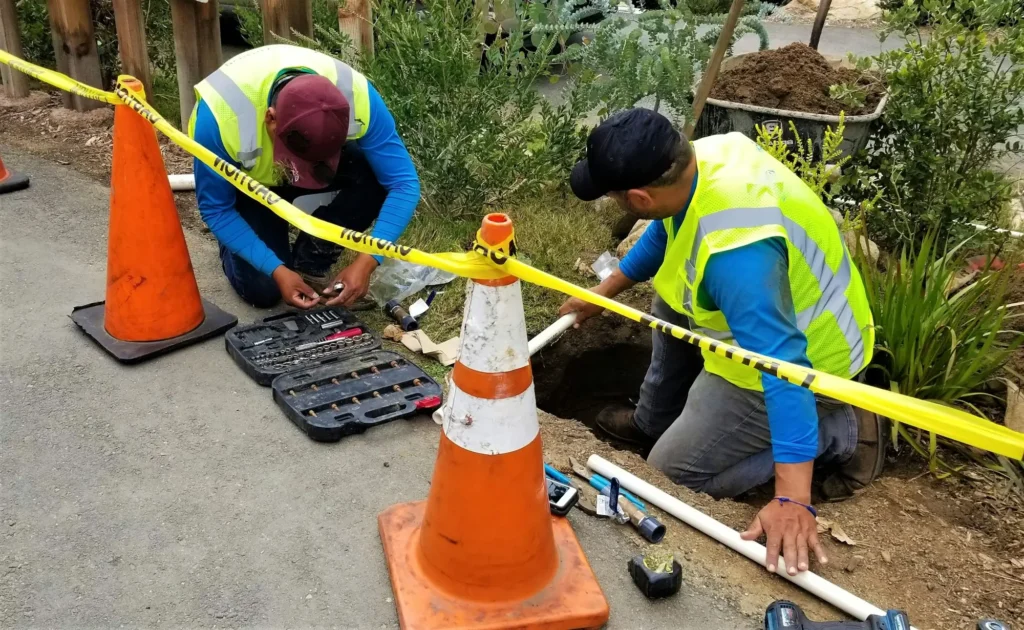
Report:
458,280,530,373
442,382,539,455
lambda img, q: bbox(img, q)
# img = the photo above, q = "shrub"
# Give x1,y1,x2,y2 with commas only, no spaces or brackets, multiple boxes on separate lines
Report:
755,114,850,203
851,0,1024,250
856,231,1024,477
293,0,591,220
554,0,768,127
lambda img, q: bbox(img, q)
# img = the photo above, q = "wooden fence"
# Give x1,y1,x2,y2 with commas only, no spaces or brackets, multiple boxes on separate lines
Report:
0,0,373,127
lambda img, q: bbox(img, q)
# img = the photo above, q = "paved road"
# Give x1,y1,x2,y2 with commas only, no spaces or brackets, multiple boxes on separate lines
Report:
0,148,751,627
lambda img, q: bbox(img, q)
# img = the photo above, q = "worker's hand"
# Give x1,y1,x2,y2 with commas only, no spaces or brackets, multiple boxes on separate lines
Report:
558,295,606,327
741,498,826,576
272,266,320,309
324,254,378,307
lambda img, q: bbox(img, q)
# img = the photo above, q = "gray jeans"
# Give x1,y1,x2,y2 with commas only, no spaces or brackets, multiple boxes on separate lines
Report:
635,296,858,499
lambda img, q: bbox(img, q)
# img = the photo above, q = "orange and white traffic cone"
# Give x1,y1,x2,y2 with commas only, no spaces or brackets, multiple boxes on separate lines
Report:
70,77,236,362
0,154,29,194
378,213,609,630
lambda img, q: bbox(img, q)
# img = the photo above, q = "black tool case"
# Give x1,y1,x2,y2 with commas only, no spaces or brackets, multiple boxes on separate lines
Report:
225,307,381,386
272,351,442,442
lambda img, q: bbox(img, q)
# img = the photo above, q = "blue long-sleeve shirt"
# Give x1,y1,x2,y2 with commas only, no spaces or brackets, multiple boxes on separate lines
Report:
192,81,420,275
621,217,819,464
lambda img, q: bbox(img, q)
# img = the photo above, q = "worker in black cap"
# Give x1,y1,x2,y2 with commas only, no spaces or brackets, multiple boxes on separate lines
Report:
559,108,883,577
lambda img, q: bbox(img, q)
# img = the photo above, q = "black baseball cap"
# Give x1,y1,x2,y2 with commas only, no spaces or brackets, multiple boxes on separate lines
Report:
570,108,681,201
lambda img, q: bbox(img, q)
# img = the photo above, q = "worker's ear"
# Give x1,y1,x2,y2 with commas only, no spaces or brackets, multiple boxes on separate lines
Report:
623,188,654,212
265,107,277,134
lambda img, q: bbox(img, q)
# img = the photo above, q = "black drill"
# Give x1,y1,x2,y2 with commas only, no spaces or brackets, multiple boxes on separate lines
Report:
764,601,910,630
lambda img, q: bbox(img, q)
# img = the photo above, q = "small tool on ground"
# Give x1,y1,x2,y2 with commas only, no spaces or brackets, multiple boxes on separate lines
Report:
764,600,910,630
628,553,682,599
568,456,665,542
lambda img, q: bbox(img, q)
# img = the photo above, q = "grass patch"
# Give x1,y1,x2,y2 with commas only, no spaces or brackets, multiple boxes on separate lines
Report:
339,191,653,381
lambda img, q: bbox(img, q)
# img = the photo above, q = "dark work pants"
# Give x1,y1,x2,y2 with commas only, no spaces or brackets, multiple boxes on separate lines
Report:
636,296,858,498
219,147,387,308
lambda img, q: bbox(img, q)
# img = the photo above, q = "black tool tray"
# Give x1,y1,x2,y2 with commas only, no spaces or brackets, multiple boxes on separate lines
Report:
271,351,443,441
225,307,381,386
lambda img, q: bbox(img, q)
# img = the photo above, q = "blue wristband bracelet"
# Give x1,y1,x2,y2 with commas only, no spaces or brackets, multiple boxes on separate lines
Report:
775,496,817,518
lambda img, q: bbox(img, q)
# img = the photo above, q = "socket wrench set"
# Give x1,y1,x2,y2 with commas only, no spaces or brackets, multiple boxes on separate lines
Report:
225,307,442,441
272,351,442,441
226,307,381,385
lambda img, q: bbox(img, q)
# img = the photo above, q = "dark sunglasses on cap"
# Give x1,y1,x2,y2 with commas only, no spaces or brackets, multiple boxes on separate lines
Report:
283,129,338,185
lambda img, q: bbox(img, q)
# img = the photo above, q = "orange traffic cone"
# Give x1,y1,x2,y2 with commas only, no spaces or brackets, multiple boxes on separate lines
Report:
0,154,29,194
378,214,610,629
70,78,236,362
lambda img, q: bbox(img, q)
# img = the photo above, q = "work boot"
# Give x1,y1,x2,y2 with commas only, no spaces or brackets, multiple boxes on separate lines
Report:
594,405,656,450
298,271,331,295
820,407,887,502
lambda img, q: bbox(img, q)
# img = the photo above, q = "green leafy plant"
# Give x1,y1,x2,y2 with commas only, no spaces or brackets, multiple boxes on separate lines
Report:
552,0,769,126
755,114,850,203
291,0,591,219
851,0,1024,250
236,0,343,47
855,231,1024,479
828,81,867,111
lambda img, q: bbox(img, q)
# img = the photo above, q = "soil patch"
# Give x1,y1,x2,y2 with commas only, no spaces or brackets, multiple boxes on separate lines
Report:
540,412,1024,630
533,313,653,428
0,90,204,234
710,43,884,116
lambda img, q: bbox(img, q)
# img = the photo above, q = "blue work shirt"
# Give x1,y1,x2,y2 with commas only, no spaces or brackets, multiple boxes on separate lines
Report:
192,81,420,276
619,183,819,464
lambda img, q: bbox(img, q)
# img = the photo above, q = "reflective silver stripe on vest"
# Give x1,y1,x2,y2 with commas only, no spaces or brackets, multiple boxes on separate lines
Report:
694,326,734,341
333,60,362,136
204,69,262,169
688,207,865,374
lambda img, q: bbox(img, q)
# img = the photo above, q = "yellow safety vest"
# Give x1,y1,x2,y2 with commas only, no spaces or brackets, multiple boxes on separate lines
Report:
652,133,874,391
188,44,371,185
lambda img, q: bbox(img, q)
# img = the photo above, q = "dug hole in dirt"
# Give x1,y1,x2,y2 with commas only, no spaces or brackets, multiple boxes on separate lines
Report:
533,315,1024,630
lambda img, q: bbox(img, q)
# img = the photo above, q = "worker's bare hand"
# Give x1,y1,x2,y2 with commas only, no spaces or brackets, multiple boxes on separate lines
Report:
740,498,826,575
324,254,377,307
272,266,320,309
558,295,605,327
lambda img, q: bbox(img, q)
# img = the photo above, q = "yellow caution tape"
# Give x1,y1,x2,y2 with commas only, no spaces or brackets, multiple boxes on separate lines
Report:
4,52,1023,460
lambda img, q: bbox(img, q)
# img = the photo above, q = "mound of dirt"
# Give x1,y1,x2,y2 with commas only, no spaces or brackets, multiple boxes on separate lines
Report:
710,43,884,116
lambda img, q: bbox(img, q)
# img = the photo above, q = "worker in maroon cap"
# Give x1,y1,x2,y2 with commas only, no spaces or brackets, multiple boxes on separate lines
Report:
188,44,420,309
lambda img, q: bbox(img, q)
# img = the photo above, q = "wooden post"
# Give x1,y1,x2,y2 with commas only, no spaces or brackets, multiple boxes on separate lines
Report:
809,0,832,50
685,0,744,138
112,0,153,99
0,0,30,98
170,0,222,129
46,0,104,111
338,0,373,56
262,0,313,43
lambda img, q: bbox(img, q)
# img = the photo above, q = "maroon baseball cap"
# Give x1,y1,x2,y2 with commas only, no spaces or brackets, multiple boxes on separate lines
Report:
272,74,349,189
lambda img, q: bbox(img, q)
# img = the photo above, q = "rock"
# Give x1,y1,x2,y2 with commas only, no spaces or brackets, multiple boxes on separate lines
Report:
1005,382,1024,434
829,208,845,227
843,231,879,265
616,219,652,258
881,550,892,564
845,555,864,573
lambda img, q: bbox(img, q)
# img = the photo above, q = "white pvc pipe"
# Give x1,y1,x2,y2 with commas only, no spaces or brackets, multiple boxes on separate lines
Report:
528,313,577,356
168,173,195,191
587,455,919,629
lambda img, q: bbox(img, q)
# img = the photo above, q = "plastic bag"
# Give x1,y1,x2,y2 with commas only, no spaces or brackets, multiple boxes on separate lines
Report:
368,258,457,306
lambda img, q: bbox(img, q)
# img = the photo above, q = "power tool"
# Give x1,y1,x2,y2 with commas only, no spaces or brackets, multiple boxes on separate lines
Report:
765,601,910,630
